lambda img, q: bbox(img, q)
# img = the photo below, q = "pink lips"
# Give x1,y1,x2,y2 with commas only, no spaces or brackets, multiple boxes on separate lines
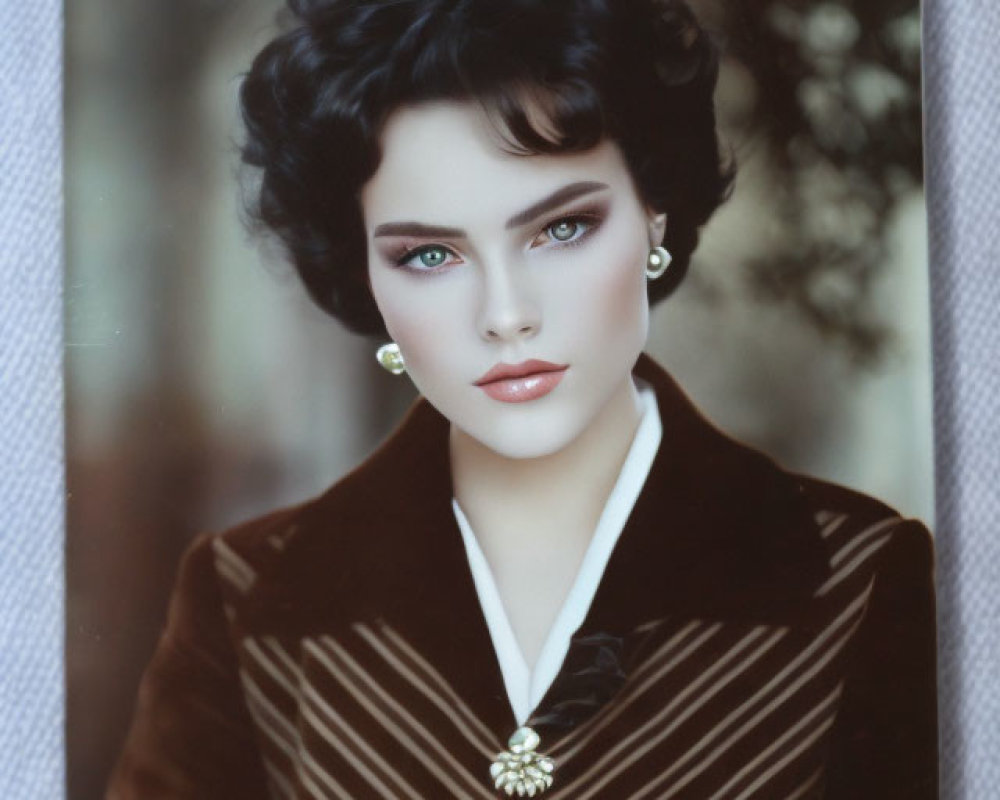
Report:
474,359,568,403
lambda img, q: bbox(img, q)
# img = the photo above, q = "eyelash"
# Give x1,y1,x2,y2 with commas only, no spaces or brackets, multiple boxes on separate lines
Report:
391,209,605,273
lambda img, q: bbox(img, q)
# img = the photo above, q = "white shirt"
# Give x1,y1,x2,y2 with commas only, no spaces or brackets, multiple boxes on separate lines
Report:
452,380,662,724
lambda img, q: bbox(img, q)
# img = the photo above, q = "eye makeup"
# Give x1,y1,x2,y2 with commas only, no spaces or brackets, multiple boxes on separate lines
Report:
378,201,611,275
530,204,608,250
396,244,461,272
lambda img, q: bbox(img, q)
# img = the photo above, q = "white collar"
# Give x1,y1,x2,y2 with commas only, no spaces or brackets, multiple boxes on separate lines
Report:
452,379,663,724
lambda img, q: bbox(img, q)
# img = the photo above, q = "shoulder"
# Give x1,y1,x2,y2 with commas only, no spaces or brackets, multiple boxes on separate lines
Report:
189,397,454,629
635,352,933,582
792,473,934,589
752,470,936,650
658,413,934,620
795,484,938,797
202,469,387,601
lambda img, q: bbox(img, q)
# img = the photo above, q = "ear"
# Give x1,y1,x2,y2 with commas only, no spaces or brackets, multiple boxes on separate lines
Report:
646,210,667,247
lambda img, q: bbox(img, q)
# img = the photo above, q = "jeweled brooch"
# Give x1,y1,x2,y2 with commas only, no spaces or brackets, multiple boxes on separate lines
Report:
489,726,555,796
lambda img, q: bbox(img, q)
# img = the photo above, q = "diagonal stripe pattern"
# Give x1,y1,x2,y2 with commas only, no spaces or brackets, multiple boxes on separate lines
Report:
211,510,906,798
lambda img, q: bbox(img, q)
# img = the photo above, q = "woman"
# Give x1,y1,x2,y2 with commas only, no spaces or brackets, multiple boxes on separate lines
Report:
110,0,937,797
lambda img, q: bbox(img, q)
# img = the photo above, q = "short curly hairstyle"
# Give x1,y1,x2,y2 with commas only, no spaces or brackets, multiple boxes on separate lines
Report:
240,0,734,336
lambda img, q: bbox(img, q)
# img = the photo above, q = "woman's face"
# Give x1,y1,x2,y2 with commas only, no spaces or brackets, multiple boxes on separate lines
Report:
363,101,664,459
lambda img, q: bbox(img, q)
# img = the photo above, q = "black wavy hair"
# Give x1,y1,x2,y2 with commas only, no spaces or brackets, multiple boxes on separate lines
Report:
240,0,735,336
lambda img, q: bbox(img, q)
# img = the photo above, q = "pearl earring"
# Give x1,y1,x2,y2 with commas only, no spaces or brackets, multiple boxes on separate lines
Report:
645,246,672,280
376,342,406,375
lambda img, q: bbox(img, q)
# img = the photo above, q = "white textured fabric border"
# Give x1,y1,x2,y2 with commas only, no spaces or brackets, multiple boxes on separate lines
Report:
923,0,1000,798
0,0,997,797
0,0,65,797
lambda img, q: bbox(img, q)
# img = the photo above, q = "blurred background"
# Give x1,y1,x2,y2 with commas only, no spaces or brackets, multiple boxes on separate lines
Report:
65,0,930,796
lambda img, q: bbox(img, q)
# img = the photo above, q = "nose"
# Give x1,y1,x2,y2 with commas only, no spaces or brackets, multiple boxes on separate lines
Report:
476,260,542,343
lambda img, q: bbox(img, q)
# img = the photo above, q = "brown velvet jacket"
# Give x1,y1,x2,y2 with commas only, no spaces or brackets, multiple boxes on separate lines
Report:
109,354,937,799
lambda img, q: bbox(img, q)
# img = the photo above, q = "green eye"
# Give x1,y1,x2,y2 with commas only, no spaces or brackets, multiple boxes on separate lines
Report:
418,247,448,267
549,220,580,242
395,244,458,272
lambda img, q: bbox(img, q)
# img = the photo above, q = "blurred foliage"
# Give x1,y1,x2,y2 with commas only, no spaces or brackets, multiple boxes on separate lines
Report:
714,0,922,362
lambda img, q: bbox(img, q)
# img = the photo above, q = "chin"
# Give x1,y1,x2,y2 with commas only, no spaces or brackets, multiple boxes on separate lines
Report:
464,415,584,460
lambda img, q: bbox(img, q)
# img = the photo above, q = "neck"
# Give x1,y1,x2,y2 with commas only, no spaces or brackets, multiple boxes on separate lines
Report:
449,376,644,549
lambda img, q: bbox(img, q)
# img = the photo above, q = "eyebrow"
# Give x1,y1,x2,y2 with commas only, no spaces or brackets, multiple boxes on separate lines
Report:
504,181,609,229
371,181,610,239
372,221,466,239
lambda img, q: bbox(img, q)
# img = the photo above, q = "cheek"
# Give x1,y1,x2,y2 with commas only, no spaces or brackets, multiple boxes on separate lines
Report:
610,249,647,315
383,308,443,368
371,278,463,369
583,242,648,339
